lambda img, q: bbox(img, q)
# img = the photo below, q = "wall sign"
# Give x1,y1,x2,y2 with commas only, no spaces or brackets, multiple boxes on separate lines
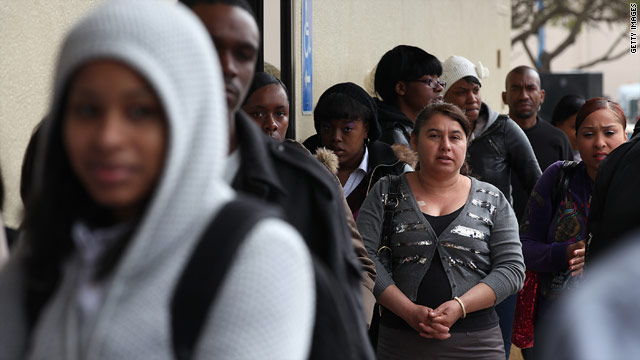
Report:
302,0,313,114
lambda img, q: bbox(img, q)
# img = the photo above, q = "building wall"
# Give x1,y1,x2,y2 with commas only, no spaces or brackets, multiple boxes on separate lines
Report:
511,21,640,116
0,0,103,227
292,0,512,141
0,0,511,228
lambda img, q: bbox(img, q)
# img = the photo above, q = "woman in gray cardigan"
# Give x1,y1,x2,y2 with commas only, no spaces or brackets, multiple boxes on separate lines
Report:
0,1,314,359
357,103,524,359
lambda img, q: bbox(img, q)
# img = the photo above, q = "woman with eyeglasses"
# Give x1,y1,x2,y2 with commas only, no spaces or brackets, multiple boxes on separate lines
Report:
373,45,445,148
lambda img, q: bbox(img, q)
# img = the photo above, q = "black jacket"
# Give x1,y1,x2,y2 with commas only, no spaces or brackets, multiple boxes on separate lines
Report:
467,103,541,203
587,134,640,261
511,116,574,220
375,99,414,147
232,112,374,359
303,134,406,216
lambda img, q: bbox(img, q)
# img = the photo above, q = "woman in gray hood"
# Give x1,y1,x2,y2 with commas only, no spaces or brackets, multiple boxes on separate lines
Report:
0,0,314,359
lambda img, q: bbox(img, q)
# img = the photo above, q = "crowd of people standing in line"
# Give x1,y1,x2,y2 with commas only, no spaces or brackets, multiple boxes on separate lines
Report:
0,0,637,359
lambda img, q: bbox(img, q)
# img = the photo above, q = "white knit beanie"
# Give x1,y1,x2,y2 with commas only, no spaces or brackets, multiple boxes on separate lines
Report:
440,55,490,96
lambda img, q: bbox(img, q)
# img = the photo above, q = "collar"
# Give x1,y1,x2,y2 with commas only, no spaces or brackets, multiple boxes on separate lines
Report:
471,104,489,140
343,147,369,197
358,146,369,173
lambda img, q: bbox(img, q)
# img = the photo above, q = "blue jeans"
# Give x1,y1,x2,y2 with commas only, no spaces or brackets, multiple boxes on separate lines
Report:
495,293,517,360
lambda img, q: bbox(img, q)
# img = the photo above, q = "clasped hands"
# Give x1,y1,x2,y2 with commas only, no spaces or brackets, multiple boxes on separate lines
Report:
405,300,464,340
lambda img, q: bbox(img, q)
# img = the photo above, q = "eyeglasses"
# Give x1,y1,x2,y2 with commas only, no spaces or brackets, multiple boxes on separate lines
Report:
413,78,446,89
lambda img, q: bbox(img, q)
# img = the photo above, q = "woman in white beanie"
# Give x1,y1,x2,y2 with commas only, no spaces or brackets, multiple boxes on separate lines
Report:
440,55,541,359
0,0,314,359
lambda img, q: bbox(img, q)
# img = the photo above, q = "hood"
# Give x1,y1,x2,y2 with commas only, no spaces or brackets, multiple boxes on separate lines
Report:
390,144,417,169
473,102,501,138
37,0,231,273
313,147,340,175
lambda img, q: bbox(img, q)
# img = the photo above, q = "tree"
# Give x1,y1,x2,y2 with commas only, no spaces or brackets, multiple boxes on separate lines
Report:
511,0,636,72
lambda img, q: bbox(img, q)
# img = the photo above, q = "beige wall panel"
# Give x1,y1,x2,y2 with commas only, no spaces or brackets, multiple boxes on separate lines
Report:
1,0,511,227
1,1,104,227
293,0,511,141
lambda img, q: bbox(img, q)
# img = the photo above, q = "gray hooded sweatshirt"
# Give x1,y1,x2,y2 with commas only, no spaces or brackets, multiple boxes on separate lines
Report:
0,1,314,359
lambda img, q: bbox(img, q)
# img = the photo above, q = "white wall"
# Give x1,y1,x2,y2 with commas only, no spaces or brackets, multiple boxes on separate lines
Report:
292,0,512,141
0,0,512,227
0,1,104,227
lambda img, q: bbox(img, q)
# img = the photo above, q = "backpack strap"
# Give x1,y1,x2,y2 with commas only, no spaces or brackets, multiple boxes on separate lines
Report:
170,196,282,360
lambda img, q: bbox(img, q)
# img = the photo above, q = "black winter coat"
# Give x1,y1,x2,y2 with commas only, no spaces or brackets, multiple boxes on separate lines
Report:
232,112,374,359
375,99,414,148
467,104,541,203
303,134,406,216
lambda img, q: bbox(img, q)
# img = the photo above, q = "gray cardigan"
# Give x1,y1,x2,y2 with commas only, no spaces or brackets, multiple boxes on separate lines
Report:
356,174,525,305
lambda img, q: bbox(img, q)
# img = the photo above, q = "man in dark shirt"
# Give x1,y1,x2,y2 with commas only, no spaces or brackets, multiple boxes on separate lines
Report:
503,66,573,220
180,1,375,357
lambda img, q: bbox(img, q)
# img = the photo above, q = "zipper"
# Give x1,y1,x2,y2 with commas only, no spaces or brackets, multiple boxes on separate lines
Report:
487,138,502,156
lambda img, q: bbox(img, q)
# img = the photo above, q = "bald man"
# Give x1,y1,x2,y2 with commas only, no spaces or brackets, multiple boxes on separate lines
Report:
503,66,573,220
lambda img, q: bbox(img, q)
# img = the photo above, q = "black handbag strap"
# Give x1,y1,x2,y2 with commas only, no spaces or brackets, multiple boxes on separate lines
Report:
379,175,402,251
551,160,580,212
170,196,281,360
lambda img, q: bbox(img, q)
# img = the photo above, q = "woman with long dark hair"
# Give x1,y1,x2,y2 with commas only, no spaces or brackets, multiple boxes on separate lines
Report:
518,98,627,358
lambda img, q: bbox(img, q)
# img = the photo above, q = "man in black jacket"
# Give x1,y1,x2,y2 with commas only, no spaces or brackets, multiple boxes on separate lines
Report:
181,1,375,358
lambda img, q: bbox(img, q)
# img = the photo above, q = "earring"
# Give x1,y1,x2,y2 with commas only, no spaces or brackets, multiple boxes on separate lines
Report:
364,138,370,146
